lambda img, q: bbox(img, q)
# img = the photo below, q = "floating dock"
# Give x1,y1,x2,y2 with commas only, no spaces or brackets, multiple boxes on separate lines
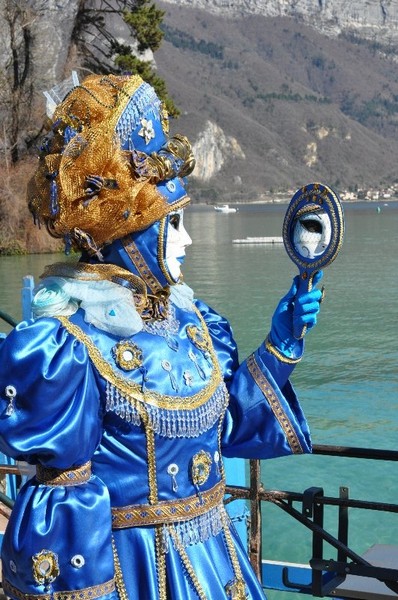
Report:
232,236,284,244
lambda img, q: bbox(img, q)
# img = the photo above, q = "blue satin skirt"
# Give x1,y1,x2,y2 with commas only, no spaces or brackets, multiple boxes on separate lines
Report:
113,517,267,599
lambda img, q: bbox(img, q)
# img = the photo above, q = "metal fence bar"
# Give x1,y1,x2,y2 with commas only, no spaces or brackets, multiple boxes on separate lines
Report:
313,444,398,461
225,445,398,595
1,443,398,595
0,310,17,328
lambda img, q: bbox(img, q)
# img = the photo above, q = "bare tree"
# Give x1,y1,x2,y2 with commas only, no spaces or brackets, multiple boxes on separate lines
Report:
0,1,45,164
0,0,175,166
71,0,142,74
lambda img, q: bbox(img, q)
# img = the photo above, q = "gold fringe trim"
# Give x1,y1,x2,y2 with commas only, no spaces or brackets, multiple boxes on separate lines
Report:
56,307,223,412
105,380,229,438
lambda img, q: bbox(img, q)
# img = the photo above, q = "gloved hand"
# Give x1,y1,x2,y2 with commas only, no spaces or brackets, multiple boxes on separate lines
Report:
269,270,323,358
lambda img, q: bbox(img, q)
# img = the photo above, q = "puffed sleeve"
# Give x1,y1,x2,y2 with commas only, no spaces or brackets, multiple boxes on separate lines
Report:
0,318,117,600
195,300,311,460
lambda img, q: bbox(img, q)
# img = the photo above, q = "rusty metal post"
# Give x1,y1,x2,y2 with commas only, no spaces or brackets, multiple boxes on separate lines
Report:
248,459,263,582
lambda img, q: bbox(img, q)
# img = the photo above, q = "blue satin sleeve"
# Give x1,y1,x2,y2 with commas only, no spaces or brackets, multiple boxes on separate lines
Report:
221,347,311,458
195,301,311,459
256,339,303,388
0,317,101,466
0,318,116,599
193,299,240,385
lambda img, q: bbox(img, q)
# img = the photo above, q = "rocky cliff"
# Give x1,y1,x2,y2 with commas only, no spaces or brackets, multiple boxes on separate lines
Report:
0,0,80,91
161,0,398,41
2,0,398,201
154,0,398,198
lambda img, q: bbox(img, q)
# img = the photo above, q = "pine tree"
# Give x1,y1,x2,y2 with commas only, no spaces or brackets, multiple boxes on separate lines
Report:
73,0,179,116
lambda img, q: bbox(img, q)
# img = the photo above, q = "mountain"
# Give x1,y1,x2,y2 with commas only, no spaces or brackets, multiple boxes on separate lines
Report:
154,0,398,201
158,0,398,41
3,0,398,204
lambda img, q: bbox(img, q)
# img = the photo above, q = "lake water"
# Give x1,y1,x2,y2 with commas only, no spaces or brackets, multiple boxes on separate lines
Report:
1,200,398,599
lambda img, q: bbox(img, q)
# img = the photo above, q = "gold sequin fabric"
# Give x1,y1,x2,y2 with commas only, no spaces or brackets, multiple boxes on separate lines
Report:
27,74,192,252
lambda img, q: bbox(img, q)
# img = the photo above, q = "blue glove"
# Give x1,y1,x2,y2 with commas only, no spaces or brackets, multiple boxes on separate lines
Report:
269,270,324,358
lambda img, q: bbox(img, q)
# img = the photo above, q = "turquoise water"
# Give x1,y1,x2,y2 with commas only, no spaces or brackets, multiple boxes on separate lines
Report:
184,201,398,599
1,200,398,598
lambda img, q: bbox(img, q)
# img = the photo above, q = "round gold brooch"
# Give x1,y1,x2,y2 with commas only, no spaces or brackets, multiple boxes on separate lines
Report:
186,325,211,354
191,450,212,487
32,549,60,586
112,341,143,371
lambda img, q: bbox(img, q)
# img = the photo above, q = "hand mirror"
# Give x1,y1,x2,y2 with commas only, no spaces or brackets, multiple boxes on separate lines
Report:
282,182,345,339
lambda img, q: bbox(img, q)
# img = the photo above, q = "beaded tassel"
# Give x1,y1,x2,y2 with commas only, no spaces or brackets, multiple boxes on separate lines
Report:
104,381,228,438
105,381,141,427
164,505,224,551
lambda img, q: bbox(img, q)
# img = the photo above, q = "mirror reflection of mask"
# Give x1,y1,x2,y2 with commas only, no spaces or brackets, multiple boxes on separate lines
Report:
293,210,331,259
165,210,192,282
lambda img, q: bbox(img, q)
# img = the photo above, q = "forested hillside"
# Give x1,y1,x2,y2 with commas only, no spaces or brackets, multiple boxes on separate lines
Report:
155,0,398,201
2,0,398,253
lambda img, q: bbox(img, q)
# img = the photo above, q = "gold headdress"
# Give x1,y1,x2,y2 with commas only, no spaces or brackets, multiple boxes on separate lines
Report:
28,74,195,256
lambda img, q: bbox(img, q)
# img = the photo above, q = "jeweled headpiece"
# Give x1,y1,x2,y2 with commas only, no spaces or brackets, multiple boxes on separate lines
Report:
28,74,195,256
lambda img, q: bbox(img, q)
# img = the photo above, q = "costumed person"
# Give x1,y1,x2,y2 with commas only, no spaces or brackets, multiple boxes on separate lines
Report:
0,74,324,600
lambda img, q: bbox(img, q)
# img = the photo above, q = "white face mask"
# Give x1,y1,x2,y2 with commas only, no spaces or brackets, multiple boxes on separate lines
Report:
293,210,331,259
165,210,192,281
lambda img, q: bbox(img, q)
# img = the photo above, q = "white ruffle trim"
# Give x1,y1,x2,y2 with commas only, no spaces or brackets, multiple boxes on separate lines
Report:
32,277,194,337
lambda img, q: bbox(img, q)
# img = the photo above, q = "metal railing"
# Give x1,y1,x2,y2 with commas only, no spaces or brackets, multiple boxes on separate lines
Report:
0,311,17,328
225,444,398,597
0,446,398,596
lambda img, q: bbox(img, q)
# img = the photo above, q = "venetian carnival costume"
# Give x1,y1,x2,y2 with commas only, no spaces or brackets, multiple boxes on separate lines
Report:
0,74,323,600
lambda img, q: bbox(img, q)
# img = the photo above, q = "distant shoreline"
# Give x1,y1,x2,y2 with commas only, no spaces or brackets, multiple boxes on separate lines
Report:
196,197,398,208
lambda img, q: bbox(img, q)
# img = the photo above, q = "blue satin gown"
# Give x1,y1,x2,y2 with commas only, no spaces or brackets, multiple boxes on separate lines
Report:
0,292,311,600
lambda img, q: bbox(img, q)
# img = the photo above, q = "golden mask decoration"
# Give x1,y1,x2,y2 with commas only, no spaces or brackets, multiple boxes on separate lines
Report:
27,74,194,256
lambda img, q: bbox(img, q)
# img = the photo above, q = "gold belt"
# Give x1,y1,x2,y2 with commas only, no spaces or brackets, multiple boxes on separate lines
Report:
3,578,115,600
111,480,226,529
36,461,91,486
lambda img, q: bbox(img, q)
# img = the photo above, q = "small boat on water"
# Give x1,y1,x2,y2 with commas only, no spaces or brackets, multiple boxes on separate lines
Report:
232,236,283,244
214,204,237,213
